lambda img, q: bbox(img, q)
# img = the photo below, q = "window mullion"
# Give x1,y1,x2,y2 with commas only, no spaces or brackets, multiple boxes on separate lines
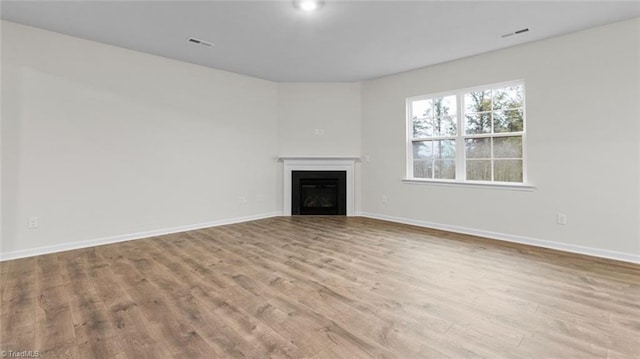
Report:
407,100,414,179
456,93,465,181
490,137,494,182
490,92,495,181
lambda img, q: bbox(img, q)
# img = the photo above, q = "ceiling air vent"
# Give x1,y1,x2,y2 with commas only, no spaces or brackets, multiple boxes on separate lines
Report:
187,37,213,47
500,28,529,39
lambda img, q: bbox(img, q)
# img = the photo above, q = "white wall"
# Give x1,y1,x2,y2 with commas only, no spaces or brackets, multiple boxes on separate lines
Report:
1,21,280,257
277,83,361,157
361,18,640,260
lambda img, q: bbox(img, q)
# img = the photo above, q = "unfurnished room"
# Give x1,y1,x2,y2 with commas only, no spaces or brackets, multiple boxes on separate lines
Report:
1,1,639,358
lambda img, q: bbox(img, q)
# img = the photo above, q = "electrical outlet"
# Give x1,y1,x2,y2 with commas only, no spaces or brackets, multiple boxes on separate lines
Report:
239,196,248,205
313,128,325,136
381,195,389,204
557,213,567,225
28,216,39,229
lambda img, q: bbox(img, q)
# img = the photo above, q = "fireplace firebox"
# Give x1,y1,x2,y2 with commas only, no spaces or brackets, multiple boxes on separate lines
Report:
292,171,346,215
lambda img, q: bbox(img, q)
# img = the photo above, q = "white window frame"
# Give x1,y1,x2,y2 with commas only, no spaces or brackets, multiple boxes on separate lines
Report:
405,80,533,190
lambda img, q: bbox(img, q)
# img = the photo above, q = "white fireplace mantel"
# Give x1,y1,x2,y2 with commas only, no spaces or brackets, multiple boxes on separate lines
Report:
280,156,358,216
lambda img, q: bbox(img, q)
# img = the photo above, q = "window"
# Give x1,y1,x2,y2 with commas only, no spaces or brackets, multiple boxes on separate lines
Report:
407,81,526,184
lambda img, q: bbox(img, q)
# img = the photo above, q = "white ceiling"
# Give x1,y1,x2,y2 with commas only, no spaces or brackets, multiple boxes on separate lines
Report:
2,1,639,82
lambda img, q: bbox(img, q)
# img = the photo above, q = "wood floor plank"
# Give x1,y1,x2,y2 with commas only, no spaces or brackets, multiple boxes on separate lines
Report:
0,258,36,353
34,255,76,355
125,240,301,358
191,224,527,354
98,245,217,358
1,216,638,358
57,250,125,359
86,248,175,359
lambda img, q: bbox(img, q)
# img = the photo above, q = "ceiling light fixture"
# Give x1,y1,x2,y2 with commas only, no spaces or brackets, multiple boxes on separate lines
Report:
294,0,324,13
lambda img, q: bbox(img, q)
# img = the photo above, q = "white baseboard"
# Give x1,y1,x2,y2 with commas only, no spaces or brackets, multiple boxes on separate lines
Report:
4,211,637,265
360,212,640,264
0,212,281,262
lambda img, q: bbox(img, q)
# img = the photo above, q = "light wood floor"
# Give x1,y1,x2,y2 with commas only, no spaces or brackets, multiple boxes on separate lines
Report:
1,217,639,358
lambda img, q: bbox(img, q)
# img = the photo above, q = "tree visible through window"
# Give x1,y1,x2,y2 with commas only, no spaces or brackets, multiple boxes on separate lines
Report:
408,81,526,183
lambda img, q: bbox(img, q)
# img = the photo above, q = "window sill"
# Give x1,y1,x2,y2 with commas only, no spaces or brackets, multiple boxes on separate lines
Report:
402,178,536,191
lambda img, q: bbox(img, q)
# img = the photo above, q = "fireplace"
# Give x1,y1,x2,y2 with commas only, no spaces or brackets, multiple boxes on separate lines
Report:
280,157,357,216
292,171,346,215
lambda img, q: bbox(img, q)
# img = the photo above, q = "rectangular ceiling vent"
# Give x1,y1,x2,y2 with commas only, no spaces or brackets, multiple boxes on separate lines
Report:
187,37,213,47
501,28,529,39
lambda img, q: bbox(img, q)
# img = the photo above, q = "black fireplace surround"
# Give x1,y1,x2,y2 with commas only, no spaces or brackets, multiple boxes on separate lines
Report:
292,171,346,215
